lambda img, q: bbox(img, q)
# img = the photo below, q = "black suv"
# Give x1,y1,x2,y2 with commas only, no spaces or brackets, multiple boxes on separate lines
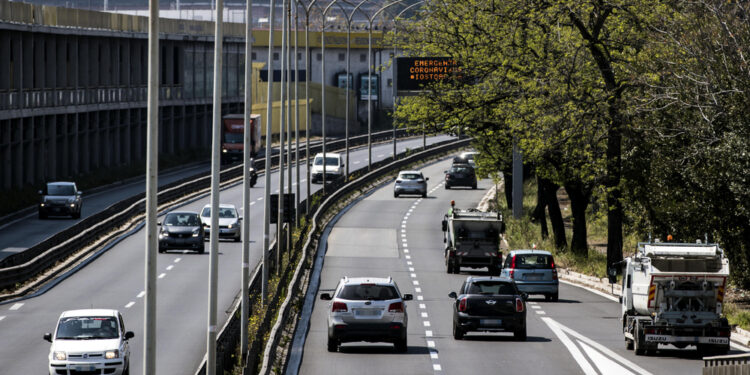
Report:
38,182,83,219
445,164,477,189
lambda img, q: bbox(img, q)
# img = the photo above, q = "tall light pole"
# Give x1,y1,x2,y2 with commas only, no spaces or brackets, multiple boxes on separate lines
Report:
295,0,317,215
262,0,277,303
333,0,359,179
240,0,254,358
277,0,287,272
207,0,225,369
321,1,340,192
293,3,301,225
143,0,159,372
286,1,293,235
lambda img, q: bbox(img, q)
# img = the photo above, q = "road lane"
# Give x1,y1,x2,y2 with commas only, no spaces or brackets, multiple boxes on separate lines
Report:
0,135,450,375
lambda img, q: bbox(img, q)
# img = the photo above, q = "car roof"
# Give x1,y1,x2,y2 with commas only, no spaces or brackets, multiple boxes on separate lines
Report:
60,309,118,318
166,211,199,216
465,275,514,283
340,276,395,286
508,249,553,256
398,170,422,175
47,181,76,186
450,163,473,168
201,204,237,209
314,152,341,158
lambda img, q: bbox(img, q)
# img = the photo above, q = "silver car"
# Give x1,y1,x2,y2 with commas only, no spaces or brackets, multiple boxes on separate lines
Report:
393,170,429,198
200,204,242,242
320,277,412,352
500,250,559,301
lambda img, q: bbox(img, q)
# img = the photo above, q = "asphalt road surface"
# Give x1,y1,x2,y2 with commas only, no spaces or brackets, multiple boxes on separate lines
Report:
294,156,750,375
0,135,451,375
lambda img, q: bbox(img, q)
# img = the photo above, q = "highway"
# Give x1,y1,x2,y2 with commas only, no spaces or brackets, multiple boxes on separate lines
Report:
293,156,749,375
0,135,451,375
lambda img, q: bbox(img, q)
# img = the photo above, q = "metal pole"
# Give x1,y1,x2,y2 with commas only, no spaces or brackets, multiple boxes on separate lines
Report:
367,20,372,170
143,0,159,372
294,4,300,226
277,0,287,274
321,9,327,192
240,0,253,358
345,17,351,177
304,10,311,215
207,0,224,370
286,2,293,233
262,0,276,304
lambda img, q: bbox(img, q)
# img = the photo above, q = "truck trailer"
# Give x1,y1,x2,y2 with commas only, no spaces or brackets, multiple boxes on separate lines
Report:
618,240,731,356
442,204,505,275
221,114,262,165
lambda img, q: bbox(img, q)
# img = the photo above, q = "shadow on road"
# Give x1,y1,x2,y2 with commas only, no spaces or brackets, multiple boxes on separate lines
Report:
460,334,551,343
338,344,431,355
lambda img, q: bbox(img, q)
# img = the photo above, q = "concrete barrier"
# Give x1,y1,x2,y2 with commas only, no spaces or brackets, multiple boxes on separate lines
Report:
703,353,750,375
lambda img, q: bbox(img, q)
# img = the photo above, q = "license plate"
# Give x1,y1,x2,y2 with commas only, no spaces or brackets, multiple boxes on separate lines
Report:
525,274,543,280
355,309,380,316
706,337,729,345
645,335,669,342
76,366,95,371
480,319,502,326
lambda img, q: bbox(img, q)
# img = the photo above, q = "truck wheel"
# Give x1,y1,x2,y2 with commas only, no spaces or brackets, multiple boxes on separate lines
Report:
198,246,205,255
327,337,338,352
634,334,646,356
452,261,460,274
514,324,527,341
446,260,454,274
452,321,464,340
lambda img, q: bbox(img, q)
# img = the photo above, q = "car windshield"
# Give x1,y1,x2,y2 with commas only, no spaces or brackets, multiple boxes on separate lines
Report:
47,184,76,196
450,167,473,174
314,157,339,166
462,153,476,161
55,317,119,340
467,281,516,295
201,207,237,218
164,213,200,226
514,254,554,269
399,173,422,180
224,132,243,144
338,284,399,301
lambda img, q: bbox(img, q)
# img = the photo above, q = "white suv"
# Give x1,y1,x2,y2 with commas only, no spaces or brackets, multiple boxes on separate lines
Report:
44,309,134,375
320,277,412,352
310,152,344,183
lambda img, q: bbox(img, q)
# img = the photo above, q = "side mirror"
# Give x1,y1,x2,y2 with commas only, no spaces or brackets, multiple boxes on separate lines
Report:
521,293,529,301
425,177,430,181
607,266,618,284
38,190,44,195
402,294,413,301
43,333,52,342
499,222,506,234
238,216,243,221
320,293,332,300
443,170,447,174
448,291,458,299
157,222,162,226
441,220,448,232
77,191,83,196
124,331,135,340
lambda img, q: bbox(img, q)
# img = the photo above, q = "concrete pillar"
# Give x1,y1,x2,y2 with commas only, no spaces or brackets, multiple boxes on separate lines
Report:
0,32,10,91
56,38,66,89
13,119,23,188
22,34,33,93
48,116,57,180
1,120,10,190
123,109,131,164
80,112,89,174
61,114,70,178
46,35,57,90
34,35,45,89
23,117,34,185
71,113,79,176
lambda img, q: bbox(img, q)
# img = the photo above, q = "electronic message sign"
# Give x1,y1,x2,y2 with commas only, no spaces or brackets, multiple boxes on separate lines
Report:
394,57,461,95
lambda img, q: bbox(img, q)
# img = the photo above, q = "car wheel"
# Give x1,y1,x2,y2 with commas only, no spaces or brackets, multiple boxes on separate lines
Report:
394,192,399,198
327,337,338,352
158,247,165,254
472,184,477,190
445,184,450,190
625,339,634,350
453,321,464,340
446,261,453,274
422,192,427,198
38,211,47,220
234,235,241,243
123,361,130,375
514,324,527,341
198,246,205,255
452,261,461,274
551,292,559,302
394,337,407,353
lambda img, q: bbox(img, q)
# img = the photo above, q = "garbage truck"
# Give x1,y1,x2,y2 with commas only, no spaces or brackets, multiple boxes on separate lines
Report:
442,202,505,275
615,239,731,356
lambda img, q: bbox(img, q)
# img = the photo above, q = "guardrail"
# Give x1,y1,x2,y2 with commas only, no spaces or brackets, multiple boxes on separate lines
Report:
191,137,469,375
0,129,415,293
703,353,750,375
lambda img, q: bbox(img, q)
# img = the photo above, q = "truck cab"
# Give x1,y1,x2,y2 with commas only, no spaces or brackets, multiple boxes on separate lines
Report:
221,114,262,165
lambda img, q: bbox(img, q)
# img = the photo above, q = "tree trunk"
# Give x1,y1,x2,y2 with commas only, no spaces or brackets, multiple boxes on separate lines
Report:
541,178,567,251
606,106,624,271
503,168,513,210
532,176,548,239
565,183,590,256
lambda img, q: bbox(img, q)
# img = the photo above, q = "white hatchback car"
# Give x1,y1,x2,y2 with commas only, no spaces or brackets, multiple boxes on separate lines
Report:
44,309,134,375
320,276,412,353
200,203,242,242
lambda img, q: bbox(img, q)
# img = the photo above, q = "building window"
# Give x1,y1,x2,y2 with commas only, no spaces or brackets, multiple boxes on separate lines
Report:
298,52,302,61
273,52,279,61
359,53,366,62
252,52,257,60
338,53,345,61
316,53,322,61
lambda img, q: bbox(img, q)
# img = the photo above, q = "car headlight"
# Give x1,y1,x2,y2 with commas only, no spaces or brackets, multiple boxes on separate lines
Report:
53,351,67,361
40,203,46,207
222,149,228,153
105,350,119,359
227,224,233,229
192,229,200,237
70,204,76,207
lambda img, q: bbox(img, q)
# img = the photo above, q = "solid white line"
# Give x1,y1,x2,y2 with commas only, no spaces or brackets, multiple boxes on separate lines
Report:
166,265,174,271
9,303,23,311
540,317,598,375
559,279,619,302
125,302,135,309
425,330,432,336
579,340,636,375
137,291,146,298
182,250,189,254
0,316,5,321
158,273,166,279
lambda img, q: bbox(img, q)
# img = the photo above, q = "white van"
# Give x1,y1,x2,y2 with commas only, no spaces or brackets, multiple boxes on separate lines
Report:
310,152,344,183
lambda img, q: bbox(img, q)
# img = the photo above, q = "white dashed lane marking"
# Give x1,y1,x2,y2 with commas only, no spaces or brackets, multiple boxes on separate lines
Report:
419,304,426,309
531,305,541,309
174,258,181,263
158,273,166,279
0,316,5,322
425,330,432,336
423,321,431,327
9,303,23,311
536,310,546,315
137,291,146,298
125,302,135,309
166,265,174,271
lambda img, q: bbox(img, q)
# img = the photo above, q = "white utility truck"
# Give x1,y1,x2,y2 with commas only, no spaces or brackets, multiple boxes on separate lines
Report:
618,240,731,356
442,203,505,276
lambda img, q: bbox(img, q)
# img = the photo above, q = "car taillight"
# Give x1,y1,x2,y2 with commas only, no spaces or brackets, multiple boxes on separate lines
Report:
388,302,404,313
515,298,524,312
509,269,515,279
511,255,516,268
458,297,467,312
332,302,347,312
551,259,558,280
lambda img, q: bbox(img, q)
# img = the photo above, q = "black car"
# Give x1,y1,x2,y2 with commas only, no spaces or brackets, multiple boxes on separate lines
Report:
444,164,477,189
38,182,83,219
449,276,527,340
158,211,205,254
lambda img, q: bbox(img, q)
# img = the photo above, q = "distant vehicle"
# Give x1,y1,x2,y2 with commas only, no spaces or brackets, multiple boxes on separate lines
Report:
158,211,205,254
456,151,479,168
310,153,344,184
501,250,559,301
200,204,242,242
393,170,429,198
38,181,83,219
320,276,412,353
444,164,477,189
449,276,527,341
617,240,730,356
442,203,504,275
221,114,263,165
44,309,134,375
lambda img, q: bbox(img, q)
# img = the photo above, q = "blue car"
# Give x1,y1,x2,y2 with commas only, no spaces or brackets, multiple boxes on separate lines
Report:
500,250,559,301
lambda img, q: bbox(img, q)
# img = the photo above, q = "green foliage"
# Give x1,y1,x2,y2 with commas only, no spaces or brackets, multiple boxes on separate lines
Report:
723,302,750,331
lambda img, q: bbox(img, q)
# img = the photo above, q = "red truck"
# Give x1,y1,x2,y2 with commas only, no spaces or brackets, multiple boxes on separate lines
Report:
221,114,262,165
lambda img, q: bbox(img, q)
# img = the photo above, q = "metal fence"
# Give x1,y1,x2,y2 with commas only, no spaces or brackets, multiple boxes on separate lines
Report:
704,353,750,375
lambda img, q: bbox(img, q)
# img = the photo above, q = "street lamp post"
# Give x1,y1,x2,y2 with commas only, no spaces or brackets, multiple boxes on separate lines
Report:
262,0,278,303
293,3,300,226
295,0,318,215
277,0,287,273
240,0,254,358
321,1,340,192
